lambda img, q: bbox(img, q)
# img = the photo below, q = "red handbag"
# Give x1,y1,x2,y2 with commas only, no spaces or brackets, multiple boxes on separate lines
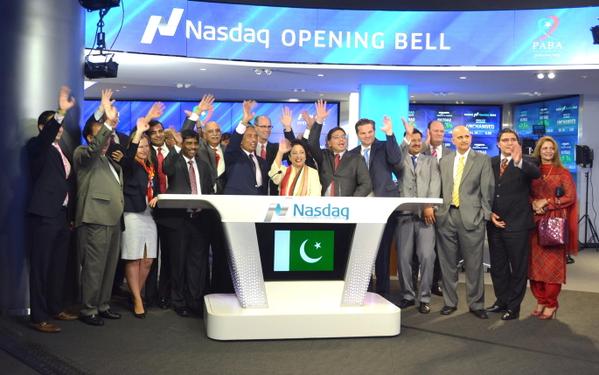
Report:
538,210,568,247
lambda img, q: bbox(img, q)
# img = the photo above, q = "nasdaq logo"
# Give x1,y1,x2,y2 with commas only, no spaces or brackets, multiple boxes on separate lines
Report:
293,203,349,220
264,203,290,222
141,8,184,44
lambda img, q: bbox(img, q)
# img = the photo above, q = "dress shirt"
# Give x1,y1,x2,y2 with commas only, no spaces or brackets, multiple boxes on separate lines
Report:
183,155,202,194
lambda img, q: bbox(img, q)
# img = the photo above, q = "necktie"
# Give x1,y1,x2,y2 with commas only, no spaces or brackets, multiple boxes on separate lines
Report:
452,156,465,207
363,148,370,169
156,147,167,193
411,155,417,169
250,153,262,187
330,154,341,196
431,146,438,158
334,154,341,171
260,144,266,160
500,158,509,177
188,160,198,194
212,147,220,167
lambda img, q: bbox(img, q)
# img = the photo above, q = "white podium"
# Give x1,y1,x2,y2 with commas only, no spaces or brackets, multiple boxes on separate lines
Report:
157,195,441,340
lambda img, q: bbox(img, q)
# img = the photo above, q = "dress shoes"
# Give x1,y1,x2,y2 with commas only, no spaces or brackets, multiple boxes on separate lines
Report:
398,299,415,309
174,307,191,317
501,310,519,321
99,310,121,320
418,302,431,314
79,314,104,326
485,304,506,313
54,311,78,321
31,321,61,333
133,311,146,319
158,298,170,310
431,284,443,297
469,309,489,319
440,306,457,315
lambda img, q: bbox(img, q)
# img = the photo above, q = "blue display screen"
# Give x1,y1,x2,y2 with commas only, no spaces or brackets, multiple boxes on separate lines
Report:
85,1,599,66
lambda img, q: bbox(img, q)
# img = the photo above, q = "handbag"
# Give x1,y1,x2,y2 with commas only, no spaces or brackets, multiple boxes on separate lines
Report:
538,210,568,247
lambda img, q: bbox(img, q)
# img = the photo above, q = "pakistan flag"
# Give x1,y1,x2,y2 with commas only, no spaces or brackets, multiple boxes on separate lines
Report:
274,230,334,271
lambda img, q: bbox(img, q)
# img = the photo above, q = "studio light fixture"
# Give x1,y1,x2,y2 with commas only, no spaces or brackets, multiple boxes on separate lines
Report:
253,68,272,76
547,72,556,79
536,73,545,79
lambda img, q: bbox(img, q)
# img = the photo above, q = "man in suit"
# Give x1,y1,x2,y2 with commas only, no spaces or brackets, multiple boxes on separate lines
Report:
436,125,494,319
395,128,441,313
306,100,372,197
160,129,215,317
421,120,452,296
26,86,78,333
349,116,403,294
74,100,124,326
486,129,540,320
254,114,280,195
223,100,269,195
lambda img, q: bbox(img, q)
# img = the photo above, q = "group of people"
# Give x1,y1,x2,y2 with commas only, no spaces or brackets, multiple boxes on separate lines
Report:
25,86,578,333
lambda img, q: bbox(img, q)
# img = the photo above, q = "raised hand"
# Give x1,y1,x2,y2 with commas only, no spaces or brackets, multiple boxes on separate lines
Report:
278,138,291,154
101,89,113,111
314,99,330,124
401,117,414,136
512,141,523,164
145,102,165,122
169,125,182,146
58,86,76,113
242,100,257,125
197,94,215,113
136,117,150,133
382,116,394,136
301,111,315,130
280,106,293,131
104,103,119,126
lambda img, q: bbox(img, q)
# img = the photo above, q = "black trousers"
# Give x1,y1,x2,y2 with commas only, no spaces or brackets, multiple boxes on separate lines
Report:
28,211,70,323
375,212,399,294
163,214,209,310
487,226,531,312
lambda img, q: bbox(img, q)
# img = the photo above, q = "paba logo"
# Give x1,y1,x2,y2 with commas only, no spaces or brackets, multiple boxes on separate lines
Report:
532,16,563,51
141,8,184,44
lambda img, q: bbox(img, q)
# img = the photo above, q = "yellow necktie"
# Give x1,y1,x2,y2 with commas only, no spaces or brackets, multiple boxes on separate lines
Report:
452,156,465,206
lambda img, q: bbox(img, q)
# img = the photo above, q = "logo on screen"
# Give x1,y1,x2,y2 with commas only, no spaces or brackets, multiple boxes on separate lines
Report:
141,8,184,44
532,15,562,51
265,203,289,222
274,230,334,271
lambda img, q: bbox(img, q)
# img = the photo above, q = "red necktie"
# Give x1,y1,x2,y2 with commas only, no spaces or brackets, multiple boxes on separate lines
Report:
431,147,438,158
188,160,198,194
500,158,509,177
330,154,341,196
212,147,220,167
260,144,266,160
156,147,167,193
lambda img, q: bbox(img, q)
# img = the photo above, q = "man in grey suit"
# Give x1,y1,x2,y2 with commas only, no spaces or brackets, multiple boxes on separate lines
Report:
436,125,494,319
74,101,124,326
396,129,441,314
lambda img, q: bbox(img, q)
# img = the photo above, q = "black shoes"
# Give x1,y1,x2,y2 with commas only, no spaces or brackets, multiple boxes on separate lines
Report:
174,307,191,317
158,298,170,310
99,310,121,320
469,309,489,319
79,314,104,326
419,302,431,314
501,309,519,321
431,284,443,297
485,304,506,313
440,306,457,315
398,299,415,309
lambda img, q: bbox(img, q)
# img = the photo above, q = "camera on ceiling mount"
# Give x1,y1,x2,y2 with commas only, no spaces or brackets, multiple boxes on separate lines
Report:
79,0,120,11
80,1,121,79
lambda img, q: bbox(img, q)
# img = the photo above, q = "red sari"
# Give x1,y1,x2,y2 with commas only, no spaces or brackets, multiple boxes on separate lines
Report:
529,164,578,284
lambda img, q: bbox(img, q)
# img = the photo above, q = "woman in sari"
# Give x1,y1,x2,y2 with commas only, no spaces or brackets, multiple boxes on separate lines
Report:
529,136,578,320
268,139,321,196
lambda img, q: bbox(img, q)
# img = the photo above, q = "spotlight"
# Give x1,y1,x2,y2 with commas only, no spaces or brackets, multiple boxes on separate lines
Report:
79,0,120,11
547,72,556,79
536,73,545,79
264,68,272,76
591,24,599,44
253,68,262,75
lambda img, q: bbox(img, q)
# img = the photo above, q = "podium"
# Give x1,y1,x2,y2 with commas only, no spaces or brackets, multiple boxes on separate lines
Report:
157,195,441,340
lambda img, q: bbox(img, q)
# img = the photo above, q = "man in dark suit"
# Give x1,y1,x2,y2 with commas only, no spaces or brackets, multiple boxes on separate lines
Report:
223,100,269,195
436,125,494,319
74,99,124,326
306,100,372,197
26,86,78,333
160,129,215,317
486,128,540,320
254,114,279,195
349,116,402,295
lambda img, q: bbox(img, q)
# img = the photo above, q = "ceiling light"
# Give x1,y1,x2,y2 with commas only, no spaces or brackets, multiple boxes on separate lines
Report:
200,68,207,71
317,73,325,77
582,75,588,79
459,76,467,80
264,68,272,76
536,73,545,79
288,98,299,102
176,83,184,88
547,72,556,79
184,83,191,88
253,68,262,75
533,91,542,96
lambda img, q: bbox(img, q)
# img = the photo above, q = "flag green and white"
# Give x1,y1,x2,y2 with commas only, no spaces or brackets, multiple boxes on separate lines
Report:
274,230,334,271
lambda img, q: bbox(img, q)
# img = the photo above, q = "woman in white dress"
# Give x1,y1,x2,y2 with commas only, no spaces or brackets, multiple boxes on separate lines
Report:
268,139,321,196
121,118,159,318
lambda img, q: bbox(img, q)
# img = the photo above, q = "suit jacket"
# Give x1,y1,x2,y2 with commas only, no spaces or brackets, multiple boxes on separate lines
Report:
349,135,402,197
397,153,441,205
73,125,124,227
182,118,225,194
437,149,494,231
223,130,268,195
422,144,452,162
158,149,215,229
122,142,159,213
490,155,540,231
26,118,74,219
306,123,372,196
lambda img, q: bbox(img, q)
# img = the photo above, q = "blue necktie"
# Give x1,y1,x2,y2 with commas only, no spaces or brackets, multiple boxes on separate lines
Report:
411,155,417,169
363,148,370,169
